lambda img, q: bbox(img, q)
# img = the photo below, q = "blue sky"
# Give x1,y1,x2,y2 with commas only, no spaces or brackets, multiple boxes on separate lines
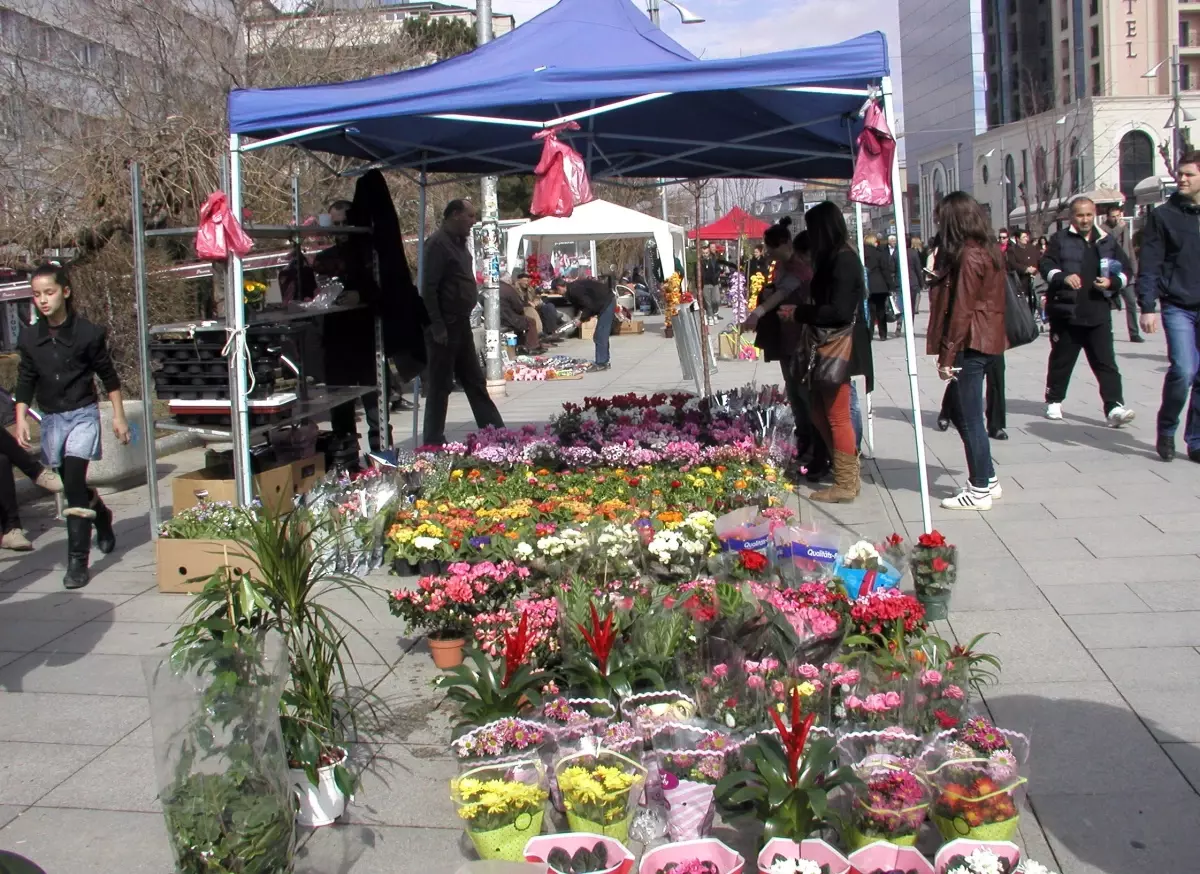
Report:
498,0,904,110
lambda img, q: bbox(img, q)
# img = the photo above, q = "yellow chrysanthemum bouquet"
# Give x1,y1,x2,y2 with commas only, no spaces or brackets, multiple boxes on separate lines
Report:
451,760,548,861
555,750,647,842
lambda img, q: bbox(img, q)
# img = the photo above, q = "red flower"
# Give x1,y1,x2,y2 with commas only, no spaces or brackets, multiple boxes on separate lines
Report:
918,530,948,548
671,480,682,489
934,709,960,729
627,477,641,487
501,611,531,689
577,603,617,675
769,688,817,786
739,549,768,572
931,556,950,573
885,533,904,547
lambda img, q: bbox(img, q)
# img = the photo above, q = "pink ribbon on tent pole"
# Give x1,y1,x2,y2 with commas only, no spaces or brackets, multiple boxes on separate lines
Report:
530,121,595,218
848,101,895,207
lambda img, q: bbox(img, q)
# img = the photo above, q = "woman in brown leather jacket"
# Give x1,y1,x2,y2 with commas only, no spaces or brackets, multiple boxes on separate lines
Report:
926,192,1009,511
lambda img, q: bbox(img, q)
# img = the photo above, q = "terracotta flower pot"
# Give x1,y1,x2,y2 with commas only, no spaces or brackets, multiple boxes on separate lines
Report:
429,636,466,669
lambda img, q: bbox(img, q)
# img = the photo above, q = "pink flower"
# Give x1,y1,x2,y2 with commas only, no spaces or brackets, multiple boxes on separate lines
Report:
796,663,821,679
845,695,863,710
744,660,760,674
700,676,717,689
760,657,780,672
711,663,729,679
944,684,965,700
771,680,786,697
823,662,844,675
747,675,765,690
835,669,861,687
883,691,903,709
863,693,887,712
920,670,943,687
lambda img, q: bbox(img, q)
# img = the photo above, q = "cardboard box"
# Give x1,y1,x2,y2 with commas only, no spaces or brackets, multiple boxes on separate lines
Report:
615,319,645,335
291,454,326,495
579,320,596,340
171,464,295,516
156,538,259,594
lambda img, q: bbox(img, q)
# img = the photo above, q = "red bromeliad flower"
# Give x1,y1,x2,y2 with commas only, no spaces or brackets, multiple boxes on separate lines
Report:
577,603,617,675
501,611,531,688
918,530,947,548
884,533,904,548
769,687,817,786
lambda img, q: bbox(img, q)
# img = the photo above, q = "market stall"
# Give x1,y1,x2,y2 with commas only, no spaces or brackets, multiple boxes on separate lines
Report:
687,206,770,241
223,0,931,529
505,199,686,290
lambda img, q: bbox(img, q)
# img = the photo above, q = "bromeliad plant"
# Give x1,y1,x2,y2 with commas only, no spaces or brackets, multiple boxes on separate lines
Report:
560,604,665,700
716,689,859,841
438,612,544,736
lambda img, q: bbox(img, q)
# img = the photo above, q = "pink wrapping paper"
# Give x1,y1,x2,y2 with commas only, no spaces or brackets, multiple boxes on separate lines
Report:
933,840,1020,873
661,779,716,841
523,834,634,874
846,842,934,874
756,839,850,874
639,838,745,874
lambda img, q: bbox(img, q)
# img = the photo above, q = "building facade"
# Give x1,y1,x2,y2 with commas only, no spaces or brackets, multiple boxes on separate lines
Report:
898,0,989,243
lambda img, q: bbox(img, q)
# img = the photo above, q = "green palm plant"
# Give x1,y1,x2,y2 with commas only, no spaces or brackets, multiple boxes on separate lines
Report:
173,507,388,798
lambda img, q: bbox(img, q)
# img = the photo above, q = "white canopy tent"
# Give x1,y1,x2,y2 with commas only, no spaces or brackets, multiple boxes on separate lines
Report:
505,200,686,287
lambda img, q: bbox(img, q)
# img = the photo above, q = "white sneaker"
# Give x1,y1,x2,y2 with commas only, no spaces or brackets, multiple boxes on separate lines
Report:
1045,403,1063,420
1106,405,1136,428
941,488,993,511
988,477,1002,499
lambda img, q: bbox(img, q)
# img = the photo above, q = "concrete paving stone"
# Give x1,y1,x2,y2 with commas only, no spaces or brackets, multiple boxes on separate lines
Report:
1162,742,1200,793
1126,580,1200,612
0,652,22,669
0,569,156,596
1099,479,1196,501
1065,611,1200,648
37,621,174,656
1091,646,1200,686
0,693,148,745
1141,510,1200,534
0,652,148,696
948,610,1105,684
0,807,173,873
990,485,1118,506
1078,531,1200,559
1033,791,1200,874
1001,536,1097,561
103,592,194,623
987,515,1162,544
947,573,1051,613
345,743,459,828
999,461,1127,488
0,741,106,805
1118,687,1200,742
37,743,160,813
0,619,81,652
294,822,465,874
0,592,125,623
984,682,1192,795
1038,582,1151,615
0,806,23,830
1020,554,1200,586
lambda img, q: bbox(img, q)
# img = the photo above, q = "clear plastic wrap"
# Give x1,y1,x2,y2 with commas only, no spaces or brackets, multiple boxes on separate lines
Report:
303,468,404,575
649,723,741,841
144,632,296,874
452,759,549,862
555,749,648,843
928,720,1030,842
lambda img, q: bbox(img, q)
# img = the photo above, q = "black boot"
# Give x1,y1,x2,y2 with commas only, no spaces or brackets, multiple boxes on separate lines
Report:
805,442,832,482
63,514,93,590
90,491,116,555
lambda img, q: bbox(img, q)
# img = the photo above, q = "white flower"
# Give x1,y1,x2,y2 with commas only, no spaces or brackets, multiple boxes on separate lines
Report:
515,542,534,559
844,540,880,564
1019,863,1057,874
724,712,736,728
948,849,1006,874
767,861,822,874
412,536,441,551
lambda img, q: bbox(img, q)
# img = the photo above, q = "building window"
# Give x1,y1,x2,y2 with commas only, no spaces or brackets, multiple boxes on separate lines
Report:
1054,140,1063,188
931,165,947,209
1062,75,1071,104
1061,40,1069,69
1089,0,1098,15
1119,131,1155,207
1183,62,1193,90
981,160,991,185
1183,21,1192,47
1005,154,1017,217
1069,138,1081,192
1092,63,1102,95
1090,25,1099,58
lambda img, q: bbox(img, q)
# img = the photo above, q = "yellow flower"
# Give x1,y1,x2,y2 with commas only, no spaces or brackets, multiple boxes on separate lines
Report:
451,470,464,479
458,802,481,821
697,466,714,475
415,499,430,510
796,682,816,697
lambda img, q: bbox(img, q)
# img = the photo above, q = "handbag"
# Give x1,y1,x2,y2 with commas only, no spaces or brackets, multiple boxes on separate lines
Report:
799,317,856,391
1005,271,1039,348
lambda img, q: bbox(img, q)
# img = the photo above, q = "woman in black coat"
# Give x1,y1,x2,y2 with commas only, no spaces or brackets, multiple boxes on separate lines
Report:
863,234,895,340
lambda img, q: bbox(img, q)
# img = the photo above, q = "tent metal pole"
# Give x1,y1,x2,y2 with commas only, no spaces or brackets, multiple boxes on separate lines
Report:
238,123,344,152
130,162,160,540
414,170,427,447
881,77,933,533
228,133,254,507
853,202,874,459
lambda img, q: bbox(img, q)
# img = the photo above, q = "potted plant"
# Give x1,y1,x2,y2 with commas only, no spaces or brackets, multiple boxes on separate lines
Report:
174,508,387,829
523,834,635,874
928,717,1029,842
438,612,544,736
845,843,935,874
933,841,1021,874
560,604,666,701
715,689,858,842
652,724,738,841
910,531,957,620
844,756,931,849
555,749,648,841
755,839,850,874
451,759,549,861
148,630,297,873
638,838,746,874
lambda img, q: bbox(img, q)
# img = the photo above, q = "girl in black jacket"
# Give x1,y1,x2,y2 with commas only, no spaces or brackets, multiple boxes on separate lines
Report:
14,264,130,589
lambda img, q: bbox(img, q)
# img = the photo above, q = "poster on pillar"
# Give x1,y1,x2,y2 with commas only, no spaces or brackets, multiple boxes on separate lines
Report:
848,103,896,207
530,121,595,218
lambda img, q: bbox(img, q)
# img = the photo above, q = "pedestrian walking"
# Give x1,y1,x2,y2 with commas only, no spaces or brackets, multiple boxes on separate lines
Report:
1007,229,1042,326
1136,151,1200,461
908,235,925,315
0,388,63,550
1039,197,1137,427
937,356,1007,440
13,263,130,588
863,234,895,340
699,243,733,325
1102,204,1144,343
925,192,1007,511
420,200,505,446
553,276,617,372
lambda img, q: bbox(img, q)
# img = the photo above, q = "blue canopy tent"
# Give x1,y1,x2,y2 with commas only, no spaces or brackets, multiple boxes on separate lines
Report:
223,0,933,531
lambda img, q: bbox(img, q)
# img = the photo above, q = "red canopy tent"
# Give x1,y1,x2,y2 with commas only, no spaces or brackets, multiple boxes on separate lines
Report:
687,206,770,241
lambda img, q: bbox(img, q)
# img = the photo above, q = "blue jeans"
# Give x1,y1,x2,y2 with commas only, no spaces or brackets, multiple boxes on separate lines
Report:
949,351,996,489
1159,303,1200,450
849,382,863,451
594,300,615,365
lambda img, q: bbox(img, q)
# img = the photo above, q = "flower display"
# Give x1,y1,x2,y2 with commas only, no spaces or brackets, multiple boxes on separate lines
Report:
159,501,254,540
847,757,932,848
451,718,547,761
930,718,1030,841
389,561,529,639
555,751,647,841
451,760,548,861
850,589,926,640
765,858,827,874
939,847,1018,874
653,860,718,874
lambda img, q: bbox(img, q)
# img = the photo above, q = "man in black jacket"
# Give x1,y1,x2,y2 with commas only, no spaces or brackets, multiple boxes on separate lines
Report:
1039,197,1136,427
1137,152,1200,461
552,276,616,372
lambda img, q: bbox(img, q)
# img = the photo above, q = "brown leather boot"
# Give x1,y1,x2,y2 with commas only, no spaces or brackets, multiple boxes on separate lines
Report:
810,451,858,503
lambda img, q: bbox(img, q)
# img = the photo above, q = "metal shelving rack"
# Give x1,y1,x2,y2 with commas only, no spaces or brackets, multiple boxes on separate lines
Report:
131,162,390,539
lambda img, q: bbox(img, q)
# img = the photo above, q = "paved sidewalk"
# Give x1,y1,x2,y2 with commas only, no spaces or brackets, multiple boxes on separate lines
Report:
0,314,1195,873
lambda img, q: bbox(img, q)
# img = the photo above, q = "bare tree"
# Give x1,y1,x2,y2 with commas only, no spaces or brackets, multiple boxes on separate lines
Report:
1014,68,1083,237
716,178,763,215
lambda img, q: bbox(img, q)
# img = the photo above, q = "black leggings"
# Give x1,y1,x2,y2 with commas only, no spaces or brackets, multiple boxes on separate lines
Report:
0,427,43,532
60,456,91,509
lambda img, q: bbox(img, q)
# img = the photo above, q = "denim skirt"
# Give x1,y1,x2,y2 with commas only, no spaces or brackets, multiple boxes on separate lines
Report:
40,404,102,467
